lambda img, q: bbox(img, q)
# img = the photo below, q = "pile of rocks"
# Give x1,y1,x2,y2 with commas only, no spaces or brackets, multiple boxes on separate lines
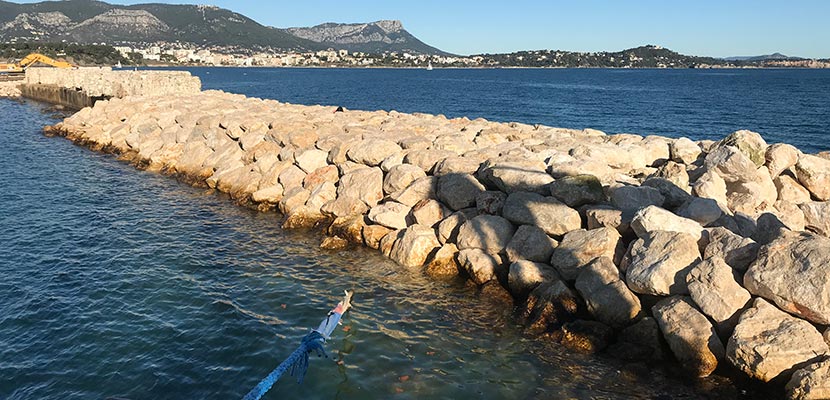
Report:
49,90,830,398
0,80,21,97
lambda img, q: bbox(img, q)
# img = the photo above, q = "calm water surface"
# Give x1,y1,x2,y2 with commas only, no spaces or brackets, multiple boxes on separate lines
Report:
2,68,805,399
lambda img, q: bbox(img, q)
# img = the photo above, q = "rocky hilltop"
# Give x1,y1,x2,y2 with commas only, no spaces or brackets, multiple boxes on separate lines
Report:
287,20,451,55
33,67,830,399
0,0,448,54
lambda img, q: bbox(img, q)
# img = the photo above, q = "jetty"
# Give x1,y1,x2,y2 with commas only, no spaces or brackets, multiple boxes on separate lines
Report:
10,68,830,398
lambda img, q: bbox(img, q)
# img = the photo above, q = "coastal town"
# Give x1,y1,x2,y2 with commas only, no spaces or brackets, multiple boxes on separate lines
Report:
105,43,830,69
110,43,478,67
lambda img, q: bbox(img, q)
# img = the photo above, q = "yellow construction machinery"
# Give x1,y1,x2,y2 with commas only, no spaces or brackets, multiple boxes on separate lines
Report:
0,53,75,76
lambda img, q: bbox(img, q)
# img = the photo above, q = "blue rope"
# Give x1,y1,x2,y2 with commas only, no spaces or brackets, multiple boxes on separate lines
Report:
242,331,327,400
242,291,352,400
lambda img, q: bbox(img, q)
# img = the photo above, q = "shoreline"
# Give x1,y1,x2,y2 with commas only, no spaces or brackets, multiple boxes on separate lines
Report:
24,69,830,399
141,63,830,70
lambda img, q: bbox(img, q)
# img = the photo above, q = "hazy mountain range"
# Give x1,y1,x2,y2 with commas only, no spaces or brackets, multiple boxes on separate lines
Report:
0,0,443,54
0,0,820,66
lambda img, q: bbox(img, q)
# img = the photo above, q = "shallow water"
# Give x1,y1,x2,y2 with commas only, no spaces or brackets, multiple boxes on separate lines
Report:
0,94,769,399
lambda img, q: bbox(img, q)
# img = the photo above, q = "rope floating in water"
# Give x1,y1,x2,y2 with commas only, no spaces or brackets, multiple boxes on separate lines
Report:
242,290,353,400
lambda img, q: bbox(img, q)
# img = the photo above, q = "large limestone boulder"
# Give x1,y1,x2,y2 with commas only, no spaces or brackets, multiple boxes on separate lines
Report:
703,227,759,272
676,197,723,226
252,184,284,204
433,156,482,176
642,177,693,210
502,191,581,237
670,137,702,165
653,161,691,190
610,185,666,212
744,233,830,324
456,215,516,254
653,296,725,377
404,149,456,172
719,130,768,167
508,260,559,297
436,173,486,211
795,154,830,201
550,227,624,281
624,231,701,296
337,166,384,208
727,298,829,382
347,138,402,166
305,181,337,212
367,201,411,230
585,205,632,237
476,190,507,215
362,224,392,250
389,224,440,268
411,199,448,228
786,358,830,400
630,205,704,240
686,257,752,333
704,145,760,183
278,165,307,191
693,170,729,208
575,257,642,329
766,143,801,179
800,201,830,237
389,176,437,207
477,160,554,194
776,174,812,205
302,165,339,190
383,164,426,195
548,174,605,207
424,243,461,279
294,149,329,173
437,211,471,245
505,225,558,263
457,248,502,285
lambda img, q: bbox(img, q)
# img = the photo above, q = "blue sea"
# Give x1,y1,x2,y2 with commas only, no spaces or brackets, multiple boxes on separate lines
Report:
3,67,825,399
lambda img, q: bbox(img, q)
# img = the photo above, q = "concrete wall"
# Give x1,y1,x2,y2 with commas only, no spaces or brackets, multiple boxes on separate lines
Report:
24,67,201,98
19,84,103,109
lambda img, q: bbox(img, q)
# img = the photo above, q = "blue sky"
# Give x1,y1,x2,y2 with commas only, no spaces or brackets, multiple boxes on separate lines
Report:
11,0,830,58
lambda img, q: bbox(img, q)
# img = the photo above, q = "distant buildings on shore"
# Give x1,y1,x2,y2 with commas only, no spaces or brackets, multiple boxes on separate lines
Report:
111,43,477,67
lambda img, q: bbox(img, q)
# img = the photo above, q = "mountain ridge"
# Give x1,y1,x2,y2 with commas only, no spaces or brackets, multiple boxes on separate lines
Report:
0,0,448,54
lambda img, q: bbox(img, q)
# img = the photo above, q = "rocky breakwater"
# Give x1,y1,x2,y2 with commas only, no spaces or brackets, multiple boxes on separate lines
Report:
0,79,22,97
46,89,830,399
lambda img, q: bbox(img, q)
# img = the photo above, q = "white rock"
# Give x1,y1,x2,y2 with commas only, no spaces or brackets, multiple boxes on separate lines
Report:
550,227,624,281
630,205,704,240
653,296,725,377
624,231,701,296
575,257,642,329
744,232,830,324
389,224,440,268
502,191,581,237
456,215,516,253
686,257,752,333
505,225,558,263
727,298,829,382
368,201,411,230
796,154,830,201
